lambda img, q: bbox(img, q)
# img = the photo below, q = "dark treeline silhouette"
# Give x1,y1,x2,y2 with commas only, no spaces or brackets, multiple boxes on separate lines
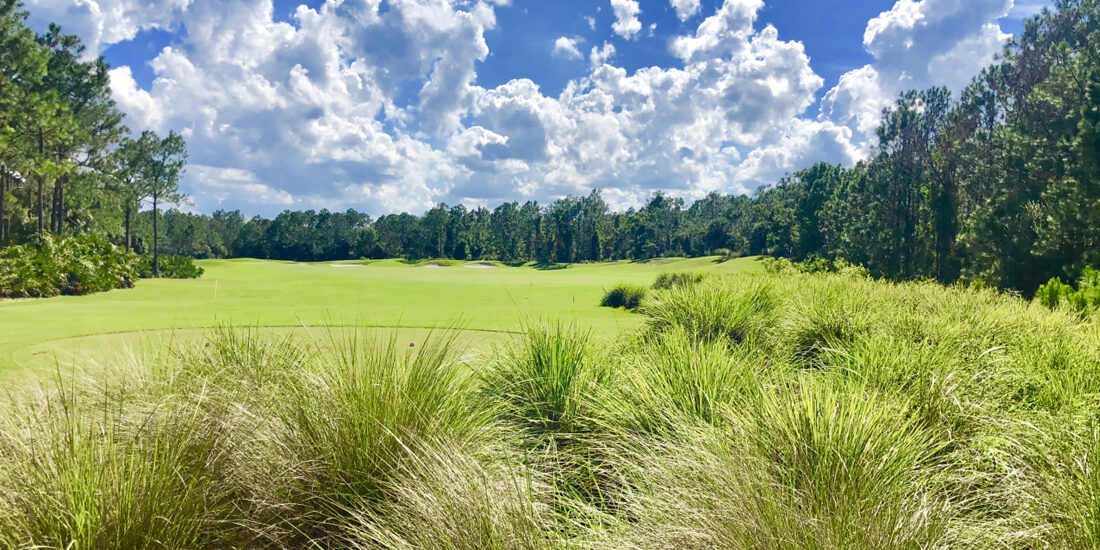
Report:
4,1,1099,294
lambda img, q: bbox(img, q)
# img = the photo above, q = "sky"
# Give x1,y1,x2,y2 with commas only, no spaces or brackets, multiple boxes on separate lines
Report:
23,0,1052,217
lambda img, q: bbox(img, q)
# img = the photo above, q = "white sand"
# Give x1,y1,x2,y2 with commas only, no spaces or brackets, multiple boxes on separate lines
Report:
464,263,498,269
423,263,446,268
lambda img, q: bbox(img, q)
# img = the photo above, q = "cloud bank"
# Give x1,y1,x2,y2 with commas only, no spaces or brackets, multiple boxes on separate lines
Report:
28,0,1030,214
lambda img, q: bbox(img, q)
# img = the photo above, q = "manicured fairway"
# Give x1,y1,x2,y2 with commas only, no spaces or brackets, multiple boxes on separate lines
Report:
1,257,762,374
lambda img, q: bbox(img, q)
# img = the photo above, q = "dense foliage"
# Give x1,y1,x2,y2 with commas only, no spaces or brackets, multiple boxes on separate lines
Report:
0,0,187,281
0,233,138,297
4,269,1099,548
137,255,204,280
137,2,1100,295
1037,266,1100,312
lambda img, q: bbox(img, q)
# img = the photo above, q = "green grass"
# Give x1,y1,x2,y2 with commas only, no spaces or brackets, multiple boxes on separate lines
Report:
3,261,1100,548
0,257,762,374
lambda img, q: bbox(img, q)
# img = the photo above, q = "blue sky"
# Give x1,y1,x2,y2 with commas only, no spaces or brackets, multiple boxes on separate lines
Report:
25,0,1050,216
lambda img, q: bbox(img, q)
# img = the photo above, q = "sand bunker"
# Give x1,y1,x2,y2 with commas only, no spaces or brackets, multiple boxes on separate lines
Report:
464,263,498,269
423,263,447,268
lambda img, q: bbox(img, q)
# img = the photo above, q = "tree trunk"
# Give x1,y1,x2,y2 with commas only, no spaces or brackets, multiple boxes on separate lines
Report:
51,176,63,234
124,202,132,252
36,175,43,235
152,194,159,277
935,175,958,283
0,170,6,245
58,175,65,234
36,128,44,234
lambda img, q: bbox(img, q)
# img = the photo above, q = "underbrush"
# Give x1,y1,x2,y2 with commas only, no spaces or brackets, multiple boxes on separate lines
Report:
1036,266,1100,313
138,255,205,279
0,234,140,298
2,270,1100,548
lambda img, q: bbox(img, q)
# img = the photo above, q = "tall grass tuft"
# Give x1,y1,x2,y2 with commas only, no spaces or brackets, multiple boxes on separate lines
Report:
644,278,777,345
276,330,489,541
609,326,758,430
652,271,706,290
599,283,647,310
344,442,561,550
785,285,870,368
621,379,952,549
480,324,606,437
0,369,249,549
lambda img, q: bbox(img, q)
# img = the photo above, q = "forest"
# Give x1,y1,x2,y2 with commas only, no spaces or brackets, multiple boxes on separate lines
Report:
3,0,1100,295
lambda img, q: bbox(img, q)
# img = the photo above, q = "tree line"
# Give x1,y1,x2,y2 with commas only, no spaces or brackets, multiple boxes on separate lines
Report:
0,0,186,275
146,1,1100,293
4,0,1098,294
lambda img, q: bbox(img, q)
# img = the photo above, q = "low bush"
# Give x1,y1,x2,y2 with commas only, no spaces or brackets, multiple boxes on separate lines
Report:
1036,266,1100,312
0,234,140,298
712,248,739,262
138,255,205,279
600,283,647,310
652,271,706,290
762,255,870,278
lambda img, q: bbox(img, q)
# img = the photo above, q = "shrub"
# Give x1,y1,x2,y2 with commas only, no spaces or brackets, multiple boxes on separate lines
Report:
761,256,798,274
652,271,706,290
0,234,140,298
713,248,739,262
138,255,205,279
762,256,870,279
600,283,647,311
1036,267,1100,312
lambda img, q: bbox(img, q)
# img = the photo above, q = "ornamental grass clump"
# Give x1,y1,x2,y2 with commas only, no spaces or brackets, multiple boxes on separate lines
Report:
644,278,777,345
599,283,647,311
652,271,706,290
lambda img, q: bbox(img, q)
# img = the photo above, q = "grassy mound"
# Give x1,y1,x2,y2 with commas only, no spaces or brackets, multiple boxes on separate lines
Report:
2,270,1099,548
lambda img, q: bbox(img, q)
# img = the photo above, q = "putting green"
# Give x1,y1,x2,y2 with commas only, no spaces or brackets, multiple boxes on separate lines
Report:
0,256,762,375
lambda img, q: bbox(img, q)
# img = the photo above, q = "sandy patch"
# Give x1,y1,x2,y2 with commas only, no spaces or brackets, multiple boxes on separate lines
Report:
423,263,447,268
464,263,498,269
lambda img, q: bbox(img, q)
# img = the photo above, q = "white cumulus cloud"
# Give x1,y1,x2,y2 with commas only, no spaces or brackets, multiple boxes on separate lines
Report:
670,0,701,21
610,0,642,39
553,36,583,60
24,0,1027,214
819,0,1014,151
25,0,189,54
